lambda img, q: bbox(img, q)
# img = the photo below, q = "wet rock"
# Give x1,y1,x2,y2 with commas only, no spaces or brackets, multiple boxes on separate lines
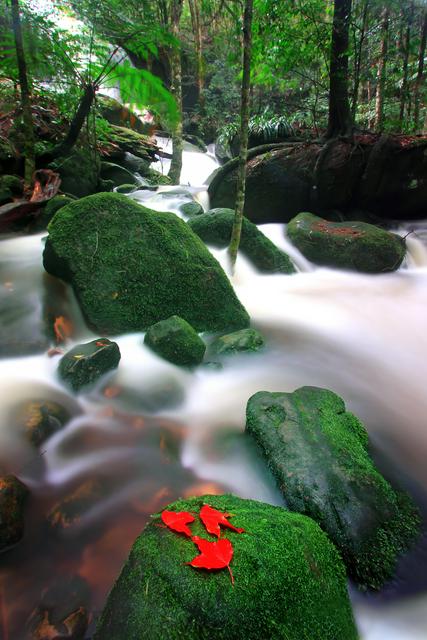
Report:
188,208,296,274
115,183,138,194
27,575,90,640
47,479,103,532
0,474,29,551
95,494,358,640
145,315,206,367
100,161,139,188
102,376,185,413
49,149,99,199
287,212,406,272
58,338,121,392
43,193,249,334
179,201,204,217
106,125,158,163
246,386,421,589
209,328,265,356
12,399,73,447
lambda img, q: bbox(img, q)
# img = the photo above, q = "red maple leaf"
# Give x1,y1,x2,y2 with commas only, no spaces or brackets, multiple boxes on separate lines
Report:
199,504,245,538
161,510,195,537
187,535,235,584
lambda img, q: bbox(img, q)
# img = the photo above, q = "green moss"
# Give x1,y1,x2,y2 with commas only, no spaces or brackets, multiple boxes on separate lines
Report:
209,328,265,356
95,494,358,640
188,209,296,274
287,212,406,272
179,201,204,217
0,174,23,196
246,387,421,589
44,193,249,334
115,183,138,194
49,149,100,198
100,162,139,187
144,315,206,367
39,195,74,228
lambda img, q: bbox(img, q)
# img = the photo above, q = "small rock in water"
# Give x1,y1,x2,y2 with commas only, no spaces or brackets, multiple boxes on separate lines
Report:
47,479,104,533
58,338,121,392
12,399,74,447
94,494,358,640
179,201,204,217
144,315,206,367
209,328,265,356
27,574,90,640
0,474,29,552
246,386,421,589
287,212,406,272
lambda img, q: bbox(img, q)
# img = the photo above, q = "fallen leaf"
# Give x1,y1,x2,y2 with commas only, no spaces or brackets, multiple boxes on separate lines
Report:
47,347,63,358
161,510,195,537
53,315,73,343
187,536,235,584
199,504,245,538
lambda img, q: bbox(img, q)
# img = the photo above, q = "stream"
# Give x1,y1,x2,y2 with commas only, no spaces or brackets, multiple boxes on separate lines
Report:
0,140,427,639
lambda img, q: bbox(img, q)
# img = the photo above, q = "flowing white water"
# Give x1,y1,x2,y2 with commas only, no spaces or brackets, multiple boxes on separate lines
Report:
0,147,427,638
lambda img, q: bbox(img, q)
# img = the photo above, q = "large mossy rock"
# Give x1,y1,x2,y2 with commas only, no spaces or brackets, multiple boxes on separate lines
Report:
58,338,121,392
144,315,206,367
106,125,158,163
287,212,405,272
246,386,420,589
187,209,296,274
43,193,249,334
95,494,358,640
0,475,29,552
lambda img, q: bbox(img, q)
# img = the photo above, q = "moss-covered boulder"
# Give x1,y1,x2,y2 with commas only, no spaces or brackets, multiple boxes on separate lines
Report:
58,338,121,392
209,328,265,356
40,195,74,228
115,183,138,194
49,149,99,198
0,475,29,552
106,125,158,163
43,193,249,334
144,315,206,367
188,209,296,274
179,201,204,217
287,212,405,272
95,494,358,640
246,386,420,589
0,174,23,196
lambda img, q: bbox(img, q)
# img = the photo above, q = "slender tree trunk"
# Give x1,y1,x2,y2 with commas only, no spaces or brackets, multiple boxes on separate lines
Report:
351,0,369,123
168,0,184,184
46,83,96,161
188,0,205,109
228,0,253,270
375,7,389,132
10,0,35,186
325,0,353,139
399,2,415,131
414,10,427,131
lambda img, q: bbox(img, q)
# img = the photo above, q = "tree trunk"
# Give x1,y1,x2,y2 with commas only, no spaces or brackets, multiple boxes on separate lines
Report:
168,0,184,184
45,83,96,161
351,0,369,123
10,0,35,186
228,0,253,270
399,2,415,131
414,9,427,131
188,0,205,109
325,0,353,139
375,7,389,132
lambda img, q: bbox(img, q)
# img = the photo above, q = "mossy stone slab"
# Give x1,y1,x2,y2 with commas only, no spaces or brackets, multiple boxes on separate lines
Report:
287,212,405,272
43,193,249,334
95,494,358,640
246,386,420,589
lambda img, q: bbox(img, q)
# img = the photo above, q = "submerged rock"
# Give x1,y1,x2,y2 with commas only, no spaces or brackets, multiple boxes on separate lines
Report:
209,328,265,356
47,479,104,532
58,338,121,392
144,315,206,367
246,386,420,589
287,212,406,272
12,399,73,447
43,193,249,334
188,208,296,274
0,475,29,552
27,575,90,640
95,494,357,640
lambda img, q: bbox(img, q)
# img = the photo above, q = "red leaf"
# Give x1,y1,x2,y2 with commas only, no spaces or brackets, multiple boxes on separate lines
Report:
199,504,245,538
161,510,195,537
187,536,235,584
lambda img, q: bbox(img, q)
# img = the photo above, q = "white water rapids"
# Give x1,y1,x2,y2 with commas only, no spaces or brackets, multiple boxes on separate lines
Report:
0,142,427,638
